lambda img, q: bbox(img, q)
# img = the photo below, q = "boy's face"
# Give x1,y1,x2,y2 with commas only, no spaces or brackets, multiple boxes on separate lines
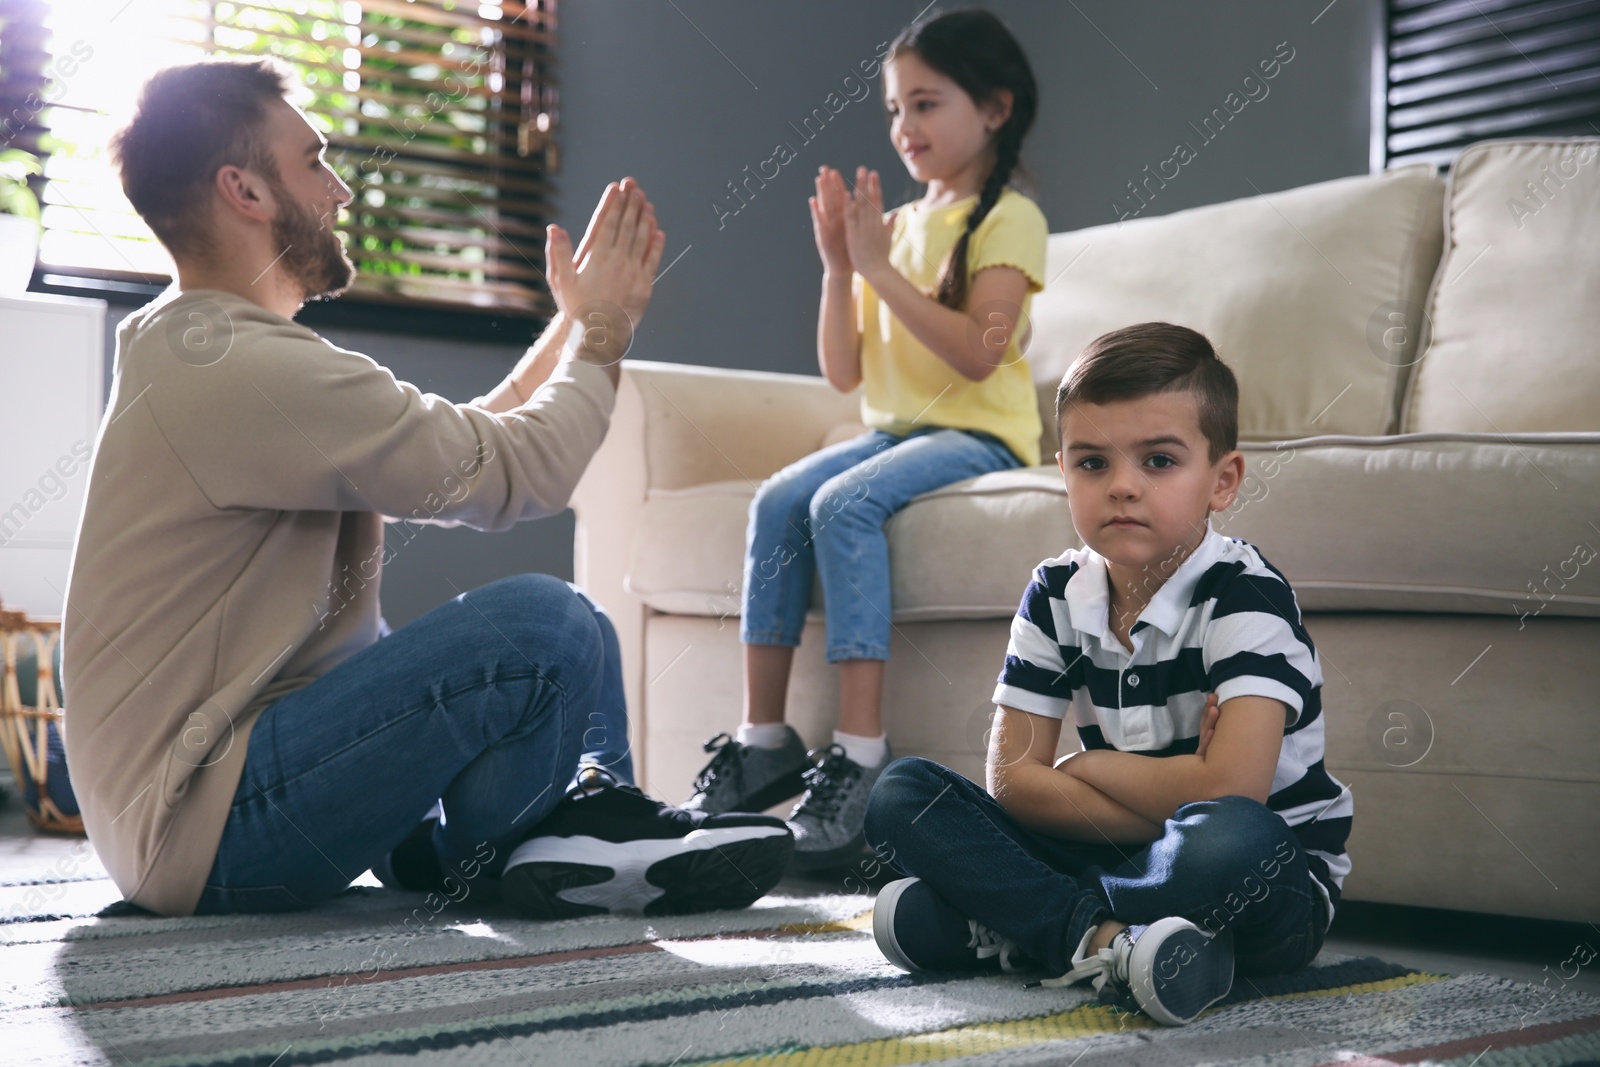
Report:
1056,390,1244,590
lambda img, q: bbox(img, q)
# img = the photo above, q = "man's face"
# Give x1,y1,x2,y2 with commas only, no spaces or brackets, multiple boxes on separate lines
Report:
1057,390,1239,588
259,99,355,301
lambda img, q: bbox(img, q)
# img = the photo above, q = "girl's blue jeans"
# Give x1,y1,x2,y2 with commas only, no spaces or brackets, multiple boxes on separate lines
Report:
741,427,1022,661
194,575,633,914
865,757,1328,978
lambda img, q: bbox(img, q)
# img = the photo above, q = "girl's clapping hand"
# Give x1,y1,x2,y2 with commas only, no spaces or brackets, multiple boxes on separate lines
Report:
842,166,895,283
809,166,853,276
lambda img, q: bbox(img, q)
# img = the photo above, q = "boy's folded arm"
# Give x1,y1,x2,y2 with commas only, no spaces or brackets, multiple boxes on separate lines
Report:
1057,695,1287,824
987,706,1165,844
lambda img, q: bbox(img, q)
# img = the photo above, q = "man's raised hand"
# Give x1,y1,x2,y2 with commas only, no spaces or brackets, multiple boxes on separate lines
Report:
546,177,666,373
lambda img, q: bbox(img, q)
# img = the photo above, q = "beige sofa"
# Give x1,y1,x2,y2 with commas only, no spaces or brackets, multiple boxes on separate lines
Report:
571,138,1600,924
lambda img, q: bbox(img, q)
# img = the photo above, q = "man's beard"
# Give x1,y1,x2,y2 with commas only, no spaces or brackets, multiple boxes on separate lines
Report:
267,180,356,302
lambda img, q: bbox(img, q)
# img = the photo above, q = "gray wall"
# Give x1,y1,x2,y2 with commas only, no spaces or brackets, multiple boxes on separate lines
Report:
393,0,1379,624
555,0,1378,378
101,0,1378,625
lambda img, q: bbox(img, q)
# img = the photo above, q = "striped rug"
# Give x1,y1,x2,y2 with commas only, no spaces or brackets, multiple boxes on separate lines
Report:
5,868,1599,1067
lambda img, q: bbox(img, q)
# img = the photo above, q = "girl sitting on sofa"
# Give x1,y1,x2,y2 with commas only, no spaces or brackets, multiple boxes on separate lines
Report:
682,8,1050,871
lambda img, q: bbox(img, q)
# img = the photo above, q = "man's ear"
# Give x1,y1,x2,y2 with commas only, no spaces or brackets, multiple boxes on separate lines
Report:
1056,449,1066,478
1211,450,1245,512
213,163,275,225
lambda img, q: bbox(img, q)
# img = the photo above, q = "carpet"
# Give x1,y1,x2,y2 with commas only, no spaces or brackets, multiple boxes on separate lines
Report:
5,868,1600,1067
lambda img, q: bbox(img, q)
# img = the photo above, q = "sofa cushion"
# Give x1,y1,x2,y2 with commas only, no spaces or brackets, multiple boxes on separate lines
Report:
1402,138,1600,434
1023,165,1445,457
1217,432,1600,620
626,468,1074,621
628,432,1600,623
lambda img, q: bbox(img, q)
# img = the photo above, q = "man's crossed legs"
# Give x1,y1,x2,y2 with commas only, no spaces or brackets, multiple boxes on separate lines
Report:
195,574,792,916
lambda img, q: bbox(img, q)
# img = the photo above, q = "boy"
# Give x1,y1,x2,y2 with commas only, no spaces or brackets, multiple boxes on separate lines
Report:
863,323,1352,1026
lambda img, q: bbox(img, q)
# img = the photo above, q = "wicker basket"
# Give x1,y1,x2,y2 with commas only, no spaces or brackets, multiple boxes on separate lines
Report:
0,601,83,834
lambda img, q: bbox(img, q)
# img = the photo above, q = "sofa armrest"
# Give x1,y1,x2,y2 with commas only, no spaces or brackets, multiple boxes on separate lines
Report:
568,360,858,783
614,360,862,492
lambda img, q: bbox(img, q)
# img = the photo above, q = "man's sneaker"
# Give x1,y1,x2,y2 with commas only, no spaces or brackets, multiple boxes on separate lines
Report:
788,743,888,872
371,816,447,893
501,767,793,919
1048,917,1234,1026
873,877,1038,974
682,729,810,815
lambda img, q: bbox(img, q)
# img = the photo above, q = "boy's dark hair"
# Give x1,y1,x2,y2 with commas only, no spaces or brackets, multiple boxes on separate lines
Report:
1055,323,1239,464
889,9,1037,311
110,57,299,261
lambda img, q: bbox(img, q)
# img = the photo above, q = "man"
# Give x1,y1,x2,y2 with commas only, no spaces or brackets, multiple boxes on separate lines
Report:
61,57,793,917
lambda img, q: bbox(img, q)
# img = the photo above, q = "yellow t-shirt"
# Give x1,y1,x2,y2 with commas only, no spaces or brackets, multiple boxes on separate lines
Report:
855,186,1047,467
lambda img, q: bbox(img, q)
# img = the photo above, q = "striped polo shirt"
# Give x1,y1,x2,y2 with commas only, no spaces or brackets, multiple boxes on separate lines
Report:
992,523,1353,927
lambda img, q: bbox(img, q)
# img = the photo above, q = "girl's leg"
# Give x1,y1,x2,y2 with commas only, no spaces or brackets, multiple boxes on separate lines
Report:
684,432,906,814
812,429,1021,736
196,574,600,913
836,659,884,737
739,431,903,724
743,644,794,727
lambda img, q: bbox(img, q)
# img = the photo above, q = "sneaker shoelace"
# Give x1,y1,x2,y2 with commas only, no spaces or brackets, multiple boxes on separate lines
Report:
1040,929,1133,992
688,732,743,803
794,745,859,821
967,920,1023,974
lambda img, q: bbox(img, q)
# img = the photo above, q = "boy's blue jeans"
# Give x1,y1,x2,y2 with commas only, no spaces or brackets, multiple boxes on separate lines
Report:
194,575,634,914
741,427,1022,661
865,757,1328,978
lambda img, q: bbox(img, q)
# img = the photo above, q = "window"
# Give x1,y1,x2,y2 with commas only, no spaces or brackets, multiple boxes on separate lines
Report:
0,0,558,317
1377,0,1600,170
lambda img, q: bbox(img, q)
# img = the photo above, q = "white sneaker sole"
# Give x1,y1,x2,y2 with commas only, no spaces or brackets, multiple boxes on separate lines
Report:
1128,917,1235,1025
502,824,792,917
871,877,923,972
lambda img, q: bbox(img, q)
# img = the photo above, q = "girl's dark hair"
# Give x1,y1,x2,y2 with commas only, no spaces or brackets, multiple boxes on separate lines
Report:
888,9,1038,311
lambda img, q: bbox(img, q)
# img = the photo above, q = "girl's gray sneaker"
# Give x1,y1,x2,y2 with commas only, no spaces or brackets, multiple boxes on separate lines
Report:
682,729,811,815
788,743,890,871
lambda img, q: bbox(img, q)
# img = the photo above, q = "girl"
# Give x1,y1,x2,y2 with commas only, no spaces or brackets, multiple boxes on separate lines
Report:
683,9,1049,871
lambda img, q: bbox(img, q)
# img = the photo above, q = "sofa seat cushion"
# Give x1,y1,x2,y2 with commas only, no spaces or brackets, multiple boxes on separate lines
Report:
1219,432,1600,619
626,468,1073,620
628,431,1600,623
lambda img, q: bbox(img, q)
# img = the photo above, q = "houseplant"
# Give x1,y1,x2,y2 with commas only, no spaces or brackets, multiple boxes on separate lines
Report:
0,148,43,294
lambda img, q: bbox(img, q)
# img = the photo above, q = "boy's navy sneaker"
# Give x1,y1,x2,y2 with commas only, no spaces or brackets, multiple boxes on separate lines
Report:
789,743,889,871
873,877,1036,974
502,766,793,918
682,729,811,815
1050,917,1234,1026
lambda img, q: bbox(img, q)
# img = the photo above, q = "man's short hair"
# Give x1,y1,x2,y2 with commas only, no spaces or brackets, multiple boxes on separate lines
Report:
1055,322,1239,464
110,57,300,260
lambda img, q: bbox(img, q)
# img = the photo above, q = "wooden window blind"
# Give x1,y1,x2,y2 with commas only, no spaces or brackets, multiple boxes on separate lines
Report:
2,0,558,316
1379,0,1600,169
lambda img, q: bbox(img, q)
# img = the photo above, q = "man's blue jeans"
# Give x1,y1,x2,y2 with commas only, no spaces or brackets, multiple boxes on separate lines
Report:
194,575,633,914
864,757,1327,978
741,428,1021,661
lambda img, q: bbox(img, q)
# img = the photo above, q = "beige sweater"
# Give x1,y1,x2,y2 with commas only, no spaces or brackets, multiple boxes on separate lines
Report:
62,288,616,915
